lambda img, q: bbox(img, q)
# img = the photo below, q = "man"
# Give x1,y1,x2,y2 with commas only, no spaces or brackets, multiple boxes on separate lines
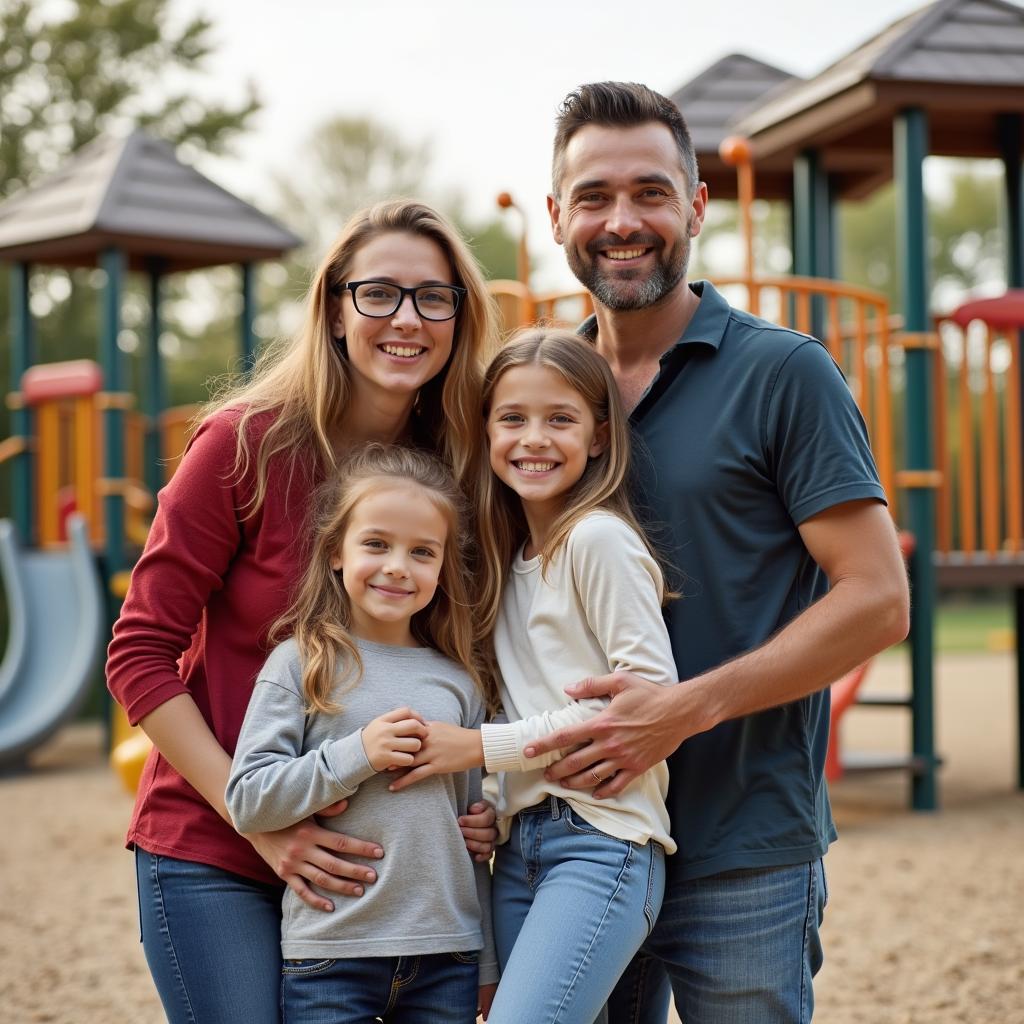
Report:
523,82,910,1023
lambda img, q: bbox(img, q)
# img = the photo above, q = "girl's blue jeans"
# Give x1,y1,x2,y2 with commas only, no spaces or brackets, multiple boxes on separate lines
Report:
135,847,284,1024
488,796,665,1024
280,952,479,1023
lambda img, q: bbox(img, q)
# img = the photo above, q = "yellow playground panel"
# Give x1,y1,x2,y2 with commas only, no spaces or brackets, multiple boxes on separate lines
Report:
0,359,202,789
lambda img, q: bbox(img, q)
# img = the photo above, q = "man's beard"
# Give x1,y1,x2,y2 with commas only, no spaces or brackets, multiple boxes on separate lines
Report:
566,226,691,312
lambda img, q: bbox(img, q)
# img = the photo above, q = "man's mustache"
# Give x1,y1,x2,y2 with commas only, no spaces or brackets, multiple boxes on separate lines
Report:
585,234,662,255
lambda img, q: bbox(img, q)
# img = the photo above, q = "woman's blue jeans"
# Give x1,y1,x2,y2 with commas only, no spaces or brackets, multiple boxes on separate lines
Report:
135,848,284,1024
488,797,665,1024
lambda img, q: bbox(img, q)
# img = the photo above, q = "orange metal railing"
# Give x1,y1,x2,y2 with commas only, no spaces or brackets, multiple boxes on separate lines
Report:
934,313,1023,557
489,276,898,512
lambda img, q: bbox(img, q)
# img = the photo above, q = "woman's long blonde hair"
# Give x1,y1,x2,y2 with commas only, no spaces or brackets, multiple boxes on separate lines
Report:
206,199,498,510
476,329,671,640
271,444,494,714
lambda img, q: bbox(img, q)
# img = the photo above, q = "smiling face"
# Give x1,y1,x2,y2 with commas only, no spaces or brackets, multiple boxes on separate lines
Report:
331,231,457,403
548,122,706,311
486,363,608,538
330,481,449,646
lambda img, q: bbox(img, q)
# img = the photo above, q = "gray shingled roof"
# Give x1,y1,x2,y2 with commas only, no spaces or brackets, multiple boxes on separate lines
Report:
670,53,800,155
0,131,302,271
667,53,802,200
737,0,1024,142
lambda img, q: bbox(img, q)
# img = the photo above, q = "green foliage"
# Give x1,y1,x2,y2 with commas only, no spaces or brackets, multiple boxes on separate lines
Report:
837,162,1005,311
0,0,261,518
0,0,259,197
252,115,517,360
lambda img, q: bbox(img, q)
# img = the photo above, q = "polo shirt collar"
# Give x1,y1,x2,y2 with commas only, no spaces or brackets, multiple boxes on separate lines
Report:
577,280,728,362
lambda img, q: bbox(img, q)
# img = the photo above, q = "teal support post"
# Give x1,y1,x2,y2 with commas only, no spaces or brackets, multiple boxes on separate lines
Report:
792,150,831,333
895,107,938,811
143,264,166,496
9,262,34,542
240,262,257,371
100,248,126,579
997,112,1024,791
826,178,839,281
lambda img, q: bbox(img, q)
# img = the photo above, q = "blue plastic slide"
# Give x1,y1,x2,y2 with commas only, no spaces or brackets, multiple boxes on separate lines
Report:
0,515,104,767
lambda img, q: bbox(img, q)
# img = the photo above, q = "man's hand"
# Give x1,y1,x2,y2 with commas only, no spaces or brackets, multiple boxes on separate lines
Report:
388,721,484,792
522,672,687,798
459,801,498,862
361,706,428,772
245,799,384,912
479,981,498,1020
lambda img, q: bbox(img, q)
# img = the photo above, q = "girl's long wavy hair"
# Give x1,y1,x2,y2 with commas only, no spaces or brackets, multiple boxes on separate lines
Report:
476,329,672,641
271,445,494,714
205,199,499,511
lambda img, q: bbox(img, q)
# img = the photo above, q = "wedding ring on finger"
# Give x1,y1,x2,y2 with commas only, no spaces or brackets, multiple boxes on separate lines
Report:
590,768,605,785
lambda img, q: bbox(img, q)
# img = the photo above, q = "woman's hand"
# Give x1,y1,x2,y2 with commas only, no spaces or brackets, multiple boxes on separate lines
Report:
459,801,498,862
244,799,385,912
387,721,484,792
361,706,428,772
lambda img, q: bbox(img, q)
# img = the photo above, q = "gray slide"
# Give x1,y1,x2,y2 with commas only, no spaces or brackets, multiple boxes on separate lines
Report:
0,514,105,767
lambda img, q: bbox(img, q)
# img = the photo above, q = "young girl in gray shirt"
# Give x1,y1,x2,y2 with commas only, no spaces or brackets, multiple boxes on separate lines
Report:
227,446,497,1022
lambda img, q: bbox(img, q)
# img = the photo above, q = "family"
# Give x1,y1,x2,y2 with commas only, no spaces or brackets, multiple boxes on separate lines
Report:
106,82,910,1024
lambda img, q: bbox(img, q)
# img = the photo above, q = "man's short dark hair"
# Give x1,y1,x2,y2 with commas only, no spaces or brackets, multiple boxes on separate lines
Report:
552,81,699,199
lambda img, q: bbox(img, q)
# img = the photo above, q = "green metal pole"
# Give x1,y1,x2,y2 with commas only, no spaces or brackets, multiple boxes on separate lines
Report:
143,263,166,496
793,151,818,279
100,248,126,578
997,112,1024,791
895,107,938,811
240,262,257,371
793,149,830,333
9,262,34,542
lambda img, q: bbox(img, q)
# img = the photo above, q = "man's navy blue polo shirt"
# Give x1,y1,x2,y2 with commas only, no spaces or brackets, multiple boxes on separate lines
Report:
582,281,887,884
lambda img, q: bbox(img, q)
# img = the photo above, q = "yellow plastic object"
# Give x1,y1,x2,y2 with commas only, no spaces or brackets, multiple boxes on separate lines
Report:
110,701,152,793
109,570,133,600
111,731,153,793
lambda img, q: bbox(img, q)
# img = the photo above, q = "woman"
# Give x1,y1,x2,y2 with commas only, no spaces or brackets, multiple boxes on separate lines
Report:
106,199,500,1024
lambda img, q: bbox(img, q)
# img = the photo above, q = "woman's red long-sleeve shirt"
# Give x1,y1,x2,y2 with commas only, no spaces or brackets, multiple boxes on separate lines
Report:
107,409,320,883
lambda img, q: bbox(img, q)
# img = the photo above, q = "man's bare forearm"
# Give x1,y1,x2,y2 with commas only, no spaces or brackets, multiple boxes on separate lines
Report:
667,571,909,743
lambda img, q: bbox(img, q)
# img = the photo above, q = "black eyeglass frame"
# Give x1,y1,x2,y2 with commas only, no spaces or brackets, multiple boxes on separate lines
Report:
333,280,467,322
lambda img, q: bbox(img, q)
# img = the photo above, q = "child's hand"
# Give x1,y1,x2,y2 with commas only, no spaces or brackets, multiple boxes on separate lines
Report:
478,981,498,1020
360,707,428,772
388,721,484,791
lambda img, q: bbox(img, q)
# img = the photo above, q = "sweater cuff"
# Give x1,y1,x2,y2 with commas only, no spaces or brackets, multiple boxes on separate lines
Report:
479,958,500,986
326,732,377,793
481,722,523,773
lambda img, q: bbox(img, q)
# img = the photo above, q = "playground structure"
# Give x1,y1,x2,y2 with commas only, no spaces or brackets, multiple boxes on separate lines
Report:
0,513,103,766
0,0,1022,807
0,130,301,773
488,0,1024,807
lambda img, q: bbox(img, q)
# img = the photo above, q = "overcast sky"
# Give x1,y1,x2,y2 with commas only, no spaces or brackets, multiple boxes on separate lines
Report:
176,0,929,287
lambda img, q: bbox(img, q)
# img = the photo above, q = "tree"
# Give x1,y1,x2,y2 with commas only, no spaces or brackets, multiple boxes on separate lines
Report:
838,161,1005,313
252,115,517,350
0,0,261,513
0,0,258,198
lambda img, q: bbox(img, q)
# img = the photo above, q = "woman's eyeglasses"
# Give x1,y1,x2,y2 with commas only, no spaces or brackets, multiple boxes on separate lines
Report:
333,280,466,322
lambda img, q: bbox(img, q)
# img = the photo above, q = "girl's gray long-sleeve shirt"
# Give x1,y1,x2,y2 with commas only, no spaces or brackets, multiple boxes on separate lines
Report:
227,637,496,982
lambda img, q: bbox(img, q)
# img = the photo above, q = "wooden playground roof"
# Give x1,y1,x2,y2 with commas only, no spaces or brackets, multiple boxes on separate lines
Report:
669,53,802,200
0,131,302,272
733,0,1024,198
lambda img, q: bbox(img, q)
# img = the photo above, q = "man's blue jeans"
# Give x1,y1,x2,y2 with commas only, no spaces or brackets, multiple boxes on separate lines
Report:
280,952,479,1023
607,859,827,1024
135,848,284,1024
488,796,665,1024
